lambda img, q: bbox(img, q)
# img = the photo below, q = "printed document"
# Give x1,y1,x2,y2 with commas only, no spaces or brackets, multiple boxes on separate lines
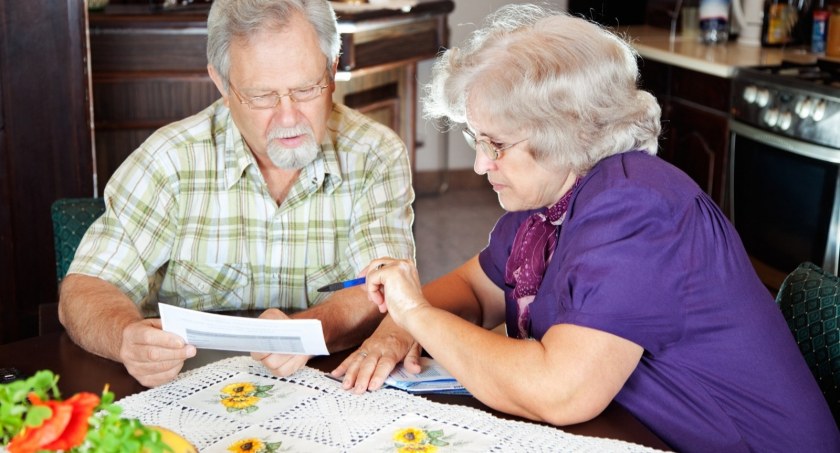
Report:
385,357,471,395
159,304,328,355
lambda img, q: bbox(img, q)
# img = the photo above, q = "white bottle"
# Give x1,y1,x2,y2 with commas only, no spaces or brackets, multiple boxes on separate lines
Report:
699,0,730,43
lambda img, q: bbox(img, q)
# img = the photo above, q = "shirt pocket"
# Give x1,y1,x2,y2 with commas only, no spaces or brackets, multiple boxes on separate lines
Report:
161,260,251,310
304,262,347,305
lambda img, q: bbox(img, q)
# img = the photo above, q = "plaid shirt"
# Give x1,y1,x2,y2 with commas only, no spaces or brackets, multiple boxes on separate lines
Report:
70,100,415,316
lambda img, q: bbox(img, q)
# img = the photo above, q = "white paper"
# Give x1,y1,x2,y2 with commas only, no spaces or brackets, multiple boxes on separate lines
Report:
159,304,328,355
385,357,470,395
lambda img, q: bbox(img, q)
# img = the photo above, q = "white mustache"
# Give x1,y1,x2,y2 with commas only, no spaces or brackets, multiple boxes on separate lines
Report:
267,126,312,141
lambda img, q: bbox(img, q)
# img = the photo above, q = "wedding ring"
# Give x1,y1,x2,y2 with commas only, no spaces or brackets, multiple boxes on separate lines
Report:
359,351,368,358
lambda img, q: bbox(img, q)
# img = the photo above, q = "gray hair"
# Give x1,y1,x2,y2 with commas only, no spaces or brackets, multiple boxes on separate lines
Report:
207,0,341,88
424,4,661,175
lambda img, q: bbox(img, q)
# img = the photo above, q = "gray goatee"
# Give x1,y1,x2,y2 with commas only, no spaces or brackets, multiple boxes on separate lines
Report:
266,125,319,169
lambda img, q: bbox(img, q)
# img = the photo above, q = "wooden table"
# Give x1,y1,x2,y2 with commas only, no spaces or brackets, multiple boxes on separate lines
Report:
0,332,670,451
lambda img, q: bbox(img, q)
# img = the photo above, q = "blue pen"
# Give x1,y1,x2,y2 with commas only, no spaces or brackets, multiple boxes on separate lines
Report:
316,277,366,292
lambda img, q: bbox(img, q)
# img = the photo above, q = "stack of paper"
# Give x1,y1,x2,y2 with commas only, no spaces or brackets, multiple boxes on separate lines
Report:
385,357,471,395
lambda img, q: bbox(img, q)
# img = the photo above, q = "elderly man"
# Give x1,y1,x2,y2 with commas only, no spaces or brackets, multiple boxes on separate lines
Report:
58,0,414,387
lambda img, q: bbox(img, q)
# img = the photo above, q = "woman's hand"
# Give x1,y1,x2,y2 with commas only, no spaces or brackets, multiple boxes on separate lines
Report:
330,323,423,394
364,258,428,328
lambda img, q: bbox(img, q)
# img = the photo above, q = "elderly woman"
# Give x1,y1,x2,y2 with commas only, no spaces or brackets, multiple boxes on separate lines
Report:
334,4,840,452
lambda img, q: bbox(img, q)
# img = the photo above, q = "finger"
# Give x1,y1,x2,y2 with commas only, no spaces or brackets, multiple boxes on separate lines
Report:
350,354,383,394
365,270,386,306
339,349,373,391
331,356,353,379
258,353,310,377
362,257,392,276
126,358,185,387
268,355,310,378
331,348,369,383
402,342,424,374
125,319,189,350
258,308,289,320
350,347,405,393
258,352,292,370
364,355,400,391
121,335,195,364
251,351,270,362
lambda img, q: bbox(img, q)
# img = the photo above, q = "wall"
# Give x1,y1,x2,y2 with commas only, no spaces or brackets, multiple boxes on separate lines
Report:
0,0,93,343
413,0,569,176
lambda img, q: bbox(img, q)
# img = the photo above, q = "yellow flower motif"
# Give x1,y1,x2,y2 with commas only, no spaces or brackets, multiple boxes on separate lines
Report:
397,445,437,453
220,395,260,409
227,438,265,452
393,427,426,444
221,382,257,396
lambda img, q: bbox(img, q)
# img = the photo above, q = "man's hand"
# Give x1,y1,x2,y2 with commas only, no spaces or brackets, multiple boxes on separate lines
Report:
330,316,422,394
119,318,196,387
250,308,312,377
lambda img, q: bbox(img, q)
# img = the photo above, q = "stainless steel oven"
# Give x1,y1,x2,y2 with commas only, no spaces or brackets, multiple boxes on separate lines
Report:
729,59,840,290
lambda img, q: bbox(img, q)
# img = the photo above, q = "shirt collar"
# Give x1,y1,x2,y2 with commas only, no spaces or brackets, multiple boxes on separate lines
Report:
221,103,344,195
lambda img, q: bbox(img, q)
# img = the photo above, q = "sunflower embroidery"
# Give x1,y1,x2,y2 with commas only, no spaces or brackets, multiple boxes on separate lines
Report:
217,381,274,414
393,426,449,452
397,446,439,453
226,437,282,453
222,382,257,397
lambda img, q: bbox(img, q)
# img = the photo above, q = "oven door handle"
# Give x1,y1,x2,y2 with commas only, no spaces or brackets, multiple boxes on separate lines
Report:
729,120,840,164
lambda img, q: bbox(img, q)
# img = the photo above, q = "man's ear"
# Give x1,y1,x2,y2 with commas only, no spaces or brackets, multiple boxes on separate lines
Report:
207,64,229,106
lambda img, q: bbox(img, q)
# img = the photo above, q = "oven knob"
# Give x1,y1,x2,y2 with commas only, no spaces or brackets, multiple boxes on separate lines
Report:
743,85,758,104
778,111,793,130
795,98,813,119
764,108,779,127
812,100,827,122
756,89,771,108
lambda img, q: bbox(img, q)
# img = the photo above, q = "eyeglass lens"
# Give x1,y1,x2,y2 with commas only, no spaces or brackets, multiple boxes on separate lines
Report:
233,69,329,110
462,128,499,160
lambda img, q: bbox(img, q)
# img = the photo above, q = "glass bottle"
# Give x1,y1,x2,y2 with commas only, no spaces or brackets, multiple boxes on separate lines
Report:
812,0,829,53
827,3,840,56
762,0,798,46
699,0,731,43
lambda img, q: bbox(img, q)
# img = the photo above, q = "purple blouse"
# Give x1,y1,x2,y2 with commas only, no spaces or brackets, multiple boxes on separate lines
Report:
479,151,839,452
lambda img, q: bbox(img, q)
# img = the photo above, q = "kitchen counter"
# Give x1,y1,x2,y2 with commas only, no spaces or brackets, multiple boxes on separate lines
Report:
620,25,816,78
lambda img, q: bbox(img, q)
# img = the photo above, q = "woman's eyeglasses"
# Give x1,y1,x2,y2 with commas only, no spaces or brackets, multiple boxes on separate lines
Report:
462,128,527,161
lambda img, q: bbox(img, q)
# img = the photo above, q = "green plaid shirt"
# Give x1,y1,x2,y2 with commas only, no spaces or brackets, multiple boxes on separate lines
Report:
70,100,415,316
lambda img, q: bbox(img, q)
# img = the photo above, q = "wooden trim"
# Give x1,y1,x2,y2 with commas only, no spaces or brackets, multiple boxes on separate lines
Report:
414,168,488,195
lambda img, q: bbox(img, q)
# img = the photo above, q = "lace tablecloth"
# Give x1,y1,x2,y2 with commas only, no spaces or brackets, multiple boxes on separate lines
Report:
118,356,664,452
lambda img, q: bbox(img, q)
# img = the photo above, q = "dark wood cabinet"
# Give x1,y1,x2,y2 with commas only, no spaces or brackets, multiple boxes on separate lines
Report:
0,0,93,343
89,7,218,191
664,98,730,206
639,58,731,211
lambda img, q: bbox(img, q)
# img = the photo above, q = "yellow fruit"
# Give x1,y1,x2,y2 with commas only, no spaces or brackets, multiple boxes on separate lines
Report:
148,426,198,453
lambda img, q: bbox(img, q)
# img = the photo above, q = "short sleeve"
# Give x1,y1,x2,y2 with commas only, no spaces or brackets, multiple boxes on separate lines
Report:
68,141,179,304
545,183,691,354
345,122,415,271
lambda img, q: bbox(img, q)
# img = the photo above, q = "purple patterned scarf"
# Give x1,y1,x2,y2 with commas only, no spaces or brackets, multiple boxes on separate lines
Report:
504,179,579,338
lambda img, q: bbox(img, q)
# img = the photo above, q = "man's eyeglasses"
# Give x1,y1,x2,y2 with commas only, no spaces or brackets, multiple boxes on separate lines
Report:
229,69,330,110
462,128,527,161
